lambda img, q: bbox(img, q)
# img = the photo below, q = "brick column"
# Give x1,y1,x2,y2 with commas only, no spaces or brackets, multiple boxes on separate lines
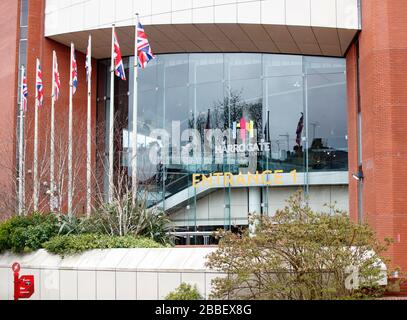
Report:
347,0,407,270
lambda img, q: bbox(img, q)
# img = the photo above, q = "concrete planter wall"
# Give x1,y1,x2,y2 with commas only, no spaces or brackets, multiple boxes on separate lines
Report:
0,248,219,300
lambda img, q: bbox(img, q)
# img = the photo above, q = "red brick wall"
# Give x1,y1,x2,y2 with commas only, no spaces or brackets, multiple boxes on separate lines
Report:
347,0,407,270
0,0,20,218
22,0,98,214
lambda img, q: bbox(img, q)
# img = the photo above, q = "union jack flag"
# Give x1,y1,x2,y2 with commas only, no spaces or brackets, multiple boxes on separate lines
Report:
86,36,92,83
71,45,78,95
136,21,155,69
53,52,61,101
22,67,28,112
113,31,126,80
36,59,43,107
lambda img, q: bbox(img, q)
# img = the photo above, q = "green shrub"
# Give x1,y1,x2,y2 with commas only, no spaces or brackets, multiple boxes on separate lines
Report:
165,283,203,300
0,213,58,253
43,234,164,256
90,194,175,245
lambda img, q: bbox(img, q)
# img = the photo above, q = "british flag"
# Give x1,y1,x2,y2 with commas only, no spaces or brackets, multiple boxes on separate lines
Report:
71,45,78,95
113,31,126,80
136,21,155,69
22,67,28,112
36,59,43,107
54,52,61,101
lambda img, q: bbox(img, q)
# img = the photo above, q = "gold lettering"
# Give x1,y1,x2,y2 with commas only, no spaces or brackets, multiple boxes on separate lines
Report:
202,174,213,187
261,170,273,185
213,172,223,185
237,173,247,186
274,170,283,185
224,172,234,186
192,174,201,188
247,172,260,185
290,170,297,184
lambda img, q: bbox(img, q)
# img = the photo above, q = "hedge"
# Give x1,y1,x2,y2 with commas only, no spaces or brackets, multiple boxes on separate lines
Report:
43,234,164,256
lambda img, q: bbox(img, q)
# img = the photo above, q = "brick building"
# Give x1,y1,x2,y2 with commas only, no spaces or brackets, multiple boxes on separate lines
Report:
0,1,406,269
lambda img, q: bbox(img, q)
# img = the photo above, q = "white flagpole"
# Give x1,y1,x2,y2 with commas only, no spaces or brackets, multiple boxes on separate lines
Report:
86,35,92,216
108,25,115,203
18,66,25,215
68,43,74,217
50,50,56,212
33,59,40,211
132,15,139,202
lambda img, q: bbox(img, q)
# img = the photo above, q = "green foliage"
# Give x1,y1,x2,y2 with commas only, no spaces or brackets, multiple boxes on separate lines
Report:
206,191,389,300
0,213,58,253
87,195,174,245
43,234,164,256
165,283,203,300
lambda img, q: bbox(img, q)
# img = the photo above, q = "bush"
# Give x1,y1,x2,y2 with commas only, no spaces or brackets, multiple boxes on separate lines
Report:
43,234,164,256
165,283,203,300
0,213,58,253
88,195,174,245
206,191,389,300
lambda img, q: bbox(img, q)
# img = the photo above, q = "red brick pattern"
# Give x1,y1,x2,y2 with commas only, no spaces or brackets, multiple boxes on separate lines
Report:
0,0,20,215
347,0,407,270
22,0,97,213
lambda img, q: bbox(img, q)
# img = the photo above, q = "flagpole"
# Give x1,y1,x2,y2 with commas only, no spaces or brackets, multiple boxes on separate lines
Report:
18,66,25,216
33,59,39,211
86,35,92,216
68,43,74,217
108,25,115,203
50,50,56,212
132,15,139,203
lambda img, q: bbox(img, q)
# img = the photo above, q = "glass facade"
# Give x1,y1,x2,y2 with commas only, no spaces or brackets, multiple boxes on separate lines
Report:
97,53,348,244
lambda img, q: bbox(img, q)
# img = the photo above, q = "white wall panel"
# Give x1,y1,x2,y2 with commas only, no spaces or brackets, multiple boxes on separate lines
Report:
152,0,172,24
286,0,311,26
116,272,137,300
137,272,158,299
99,0,116,28
237,1,260,24
69,3,85,32
214,1,237,24
116,0,134,27
77,270,96,300
158,272,182,299
181,272,206,297
0,269,10,300
134,0,152,25
96,271,116,300
337,0,360,29
83,0,100,30
40,269,60,300
45,0,360,35
311,0,336,27
45,0,360,57
60,270,78,300
193,0,214,23
1,247,383,300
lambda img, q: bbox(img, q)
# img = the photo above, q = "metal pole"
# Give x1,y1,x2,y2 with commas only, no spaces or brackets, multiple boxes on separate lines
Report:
33,59,40,211
303,70,309,196
50,51,56,212
86,35,92,216
132,16,139,203
68,43,74,217
108,26,115,203
18,66,25,215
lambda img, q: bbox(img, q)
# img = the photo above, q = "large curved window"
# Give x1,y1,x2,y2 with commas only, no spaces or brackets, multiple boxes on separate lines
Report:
98,53,347,212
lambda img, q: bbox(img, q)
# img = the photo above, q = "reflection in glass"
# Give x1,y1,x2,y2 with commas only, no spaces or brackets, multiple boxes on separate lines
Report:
97,53,348,239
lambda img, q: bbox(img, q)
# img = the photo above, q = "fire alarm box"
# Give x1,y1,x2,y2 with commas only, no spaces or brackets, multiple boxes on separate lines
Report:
17,275,35,299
